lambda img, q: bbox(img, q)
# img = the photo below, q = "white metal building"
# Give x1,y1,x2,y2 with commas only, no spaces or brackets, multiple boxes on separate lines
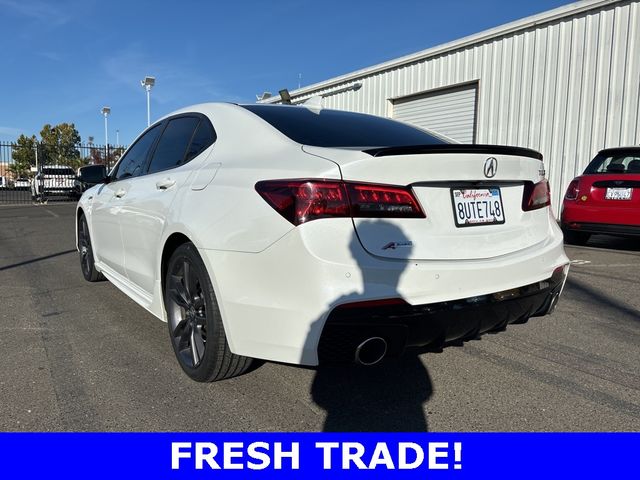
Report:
263,0,640,212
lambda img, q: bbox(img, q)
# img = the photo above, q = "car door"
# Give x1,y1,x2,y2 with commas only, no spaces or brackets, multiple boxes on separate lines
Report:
118,115,215,294
90,123,162,276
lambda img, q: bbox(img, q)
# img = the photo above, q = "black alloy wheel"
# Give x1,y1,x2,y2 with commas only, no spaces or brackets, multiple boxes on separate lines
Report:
167,256,208,369
78,215,104,282
165,243,255,382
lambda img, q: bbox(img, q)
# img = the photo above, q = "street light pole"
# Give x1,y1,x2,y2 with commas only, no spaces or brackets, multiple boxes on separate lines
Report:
140,76,155,127
145,86,151,126
116,129,120,146
101,106,111,161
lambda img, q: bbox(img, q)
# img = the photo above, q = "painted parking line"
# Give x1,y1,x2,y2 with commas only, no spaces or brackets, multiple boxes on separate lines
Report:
570,263,639,268
564,245,640,256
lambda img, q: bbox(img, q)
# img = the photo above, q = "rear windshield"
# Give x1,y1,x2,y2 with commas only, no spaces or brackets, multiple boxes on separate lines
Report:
584,150,640,174
42,167,75,176
242,105,448,148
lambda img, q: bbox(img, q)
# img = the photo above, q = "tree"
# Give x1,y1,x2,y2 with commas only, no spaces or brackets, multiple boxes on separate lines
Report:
89,147,105,165
39,123,82,169
89,145,125,168
9,134,37,178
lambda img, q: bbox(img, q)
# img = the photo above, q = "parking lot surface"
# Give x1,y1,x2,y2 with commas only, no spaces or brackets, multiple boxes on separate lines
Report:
0,204,639,431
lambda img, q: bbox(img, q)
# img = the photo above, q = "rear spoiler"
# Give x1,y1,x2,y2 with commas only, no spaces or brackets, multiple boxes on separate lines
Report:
363,144,543,160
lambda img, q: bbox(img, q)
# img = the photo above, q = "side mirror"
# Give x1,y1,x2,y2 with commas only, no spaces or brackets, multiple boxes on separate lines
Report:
78,165,108,185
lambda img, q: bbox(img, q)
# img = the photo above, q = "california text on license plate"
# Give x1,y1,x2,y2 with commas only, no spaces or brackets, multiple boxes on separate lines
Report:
451,188,505,227
605,187,632,200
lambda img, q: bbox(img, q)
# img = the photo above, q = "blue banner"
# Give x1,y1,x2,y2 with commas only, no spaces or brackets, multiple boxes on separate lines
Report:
0,433,637,478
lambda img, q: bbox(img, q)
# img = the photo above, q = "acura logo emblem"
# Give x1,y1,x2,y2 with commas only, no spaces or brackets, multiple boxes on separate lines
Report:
484,157,497,178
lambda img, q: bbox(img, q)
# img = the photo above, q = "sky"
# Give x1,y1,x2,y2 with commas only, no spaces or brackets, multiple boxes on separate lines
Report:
0,0,577,146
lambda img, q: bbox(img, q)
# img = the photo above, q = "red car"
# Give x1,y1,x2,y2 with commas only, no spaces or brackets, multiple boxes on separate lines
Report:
561,147,640,245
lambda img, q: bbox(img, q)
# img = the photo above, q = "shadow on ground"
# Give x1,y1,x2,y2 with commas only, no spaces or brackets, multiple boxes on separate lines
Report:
311,356,433,431
572,234,640,252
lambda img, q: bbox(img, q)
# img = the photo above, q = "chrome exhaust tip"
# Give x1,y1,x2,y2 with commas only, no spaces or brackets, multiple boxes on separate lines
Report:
355,337,388,366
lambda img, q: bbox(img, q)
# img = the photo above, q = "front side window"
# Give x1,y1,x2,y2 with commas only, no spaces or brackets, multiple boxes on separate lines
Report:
114,124,161,180
147,117,200,174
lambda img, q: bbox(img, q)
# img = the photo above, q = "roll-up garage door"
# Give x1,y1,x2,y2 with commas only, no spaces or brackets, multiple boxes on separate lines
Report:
393,83,477,143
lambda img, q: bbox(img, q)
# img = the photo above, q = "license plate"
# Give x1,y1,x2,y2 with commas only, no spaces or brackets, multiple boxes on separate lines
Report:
605,187,632,200
451,188,505,227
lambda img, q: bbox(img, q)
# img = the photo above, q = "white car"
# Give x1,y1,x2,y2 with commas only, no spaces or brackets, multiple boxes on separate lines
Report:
76,103,570,382
32,165,76,200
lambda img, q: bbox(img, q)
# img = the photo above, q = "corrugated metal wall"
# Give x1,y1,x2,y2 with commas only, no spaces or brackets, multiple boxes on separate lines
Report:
288,0,640,213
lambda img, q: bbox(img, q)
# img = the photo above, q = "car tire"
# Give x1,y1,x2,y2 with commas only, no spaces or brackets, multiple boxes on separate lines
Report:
165,243,255,382
78,215,105,282
563,229,590,246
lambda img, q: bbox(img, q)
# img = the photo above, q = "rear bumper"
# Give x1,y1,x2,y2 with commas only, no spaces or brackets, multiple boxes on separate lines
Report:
561,200,640,231
199,218,570,366
561,221,640,237
318,268,567,363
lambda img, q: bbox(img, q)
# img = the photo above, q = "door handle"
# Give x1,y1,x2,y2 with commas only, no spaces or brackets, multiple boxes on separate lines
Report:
114,189,126,198
156,178,176,190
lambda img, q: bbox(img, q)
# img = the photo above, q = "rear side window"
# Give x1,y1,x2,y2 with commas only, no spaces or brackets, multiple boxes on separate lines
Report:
185,119,216,162
148,117,200,174
115,124,161,180
585,151,640,174
242,105,447,147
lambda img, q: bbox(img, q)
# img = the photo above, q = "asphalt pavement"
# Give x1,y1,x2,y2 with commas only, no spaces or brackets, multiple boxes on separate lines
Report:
0,203,639,431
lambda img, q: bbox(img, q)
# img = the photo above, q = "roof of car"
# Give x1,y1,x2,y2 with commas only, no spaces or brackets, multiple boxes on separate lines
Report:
599,146,640,154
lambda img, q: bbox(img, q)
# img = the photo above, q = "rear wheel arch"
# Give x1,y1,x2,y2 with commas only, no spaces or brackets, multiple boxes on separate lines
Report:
76,207,86,249
160,233,240,353
160,232,193,295
161,237,256,381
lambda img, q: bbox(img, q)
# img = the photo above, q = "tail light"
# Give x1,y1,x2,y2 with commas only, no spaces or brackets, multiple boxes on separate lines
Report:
564,179,580,200
522,180,551,211
345,183,424,218
255,179,425,225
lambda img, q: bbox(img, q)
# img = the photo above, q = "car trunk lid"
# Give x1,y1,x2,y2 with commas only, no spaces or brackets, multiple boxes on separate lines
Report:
303,144,550,261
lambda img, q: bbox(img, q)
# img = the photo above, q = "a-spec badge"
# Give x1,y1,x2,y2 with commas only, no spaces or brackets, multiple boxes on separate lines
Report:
382,241,413,251
483,157,498,178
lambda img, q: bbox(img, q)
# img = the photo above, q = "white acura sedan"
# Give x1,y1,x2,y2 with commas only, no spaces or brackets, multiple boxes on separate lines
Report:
76,103,569,382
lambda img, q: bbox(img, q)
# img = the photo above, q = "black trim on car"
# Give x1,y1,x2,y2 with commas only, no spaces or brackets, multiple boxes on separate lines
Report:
597,147,640,156
318,273,564,364
411,180,525,188
363,144,543,160
591,180,640,188
562,222,640,237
